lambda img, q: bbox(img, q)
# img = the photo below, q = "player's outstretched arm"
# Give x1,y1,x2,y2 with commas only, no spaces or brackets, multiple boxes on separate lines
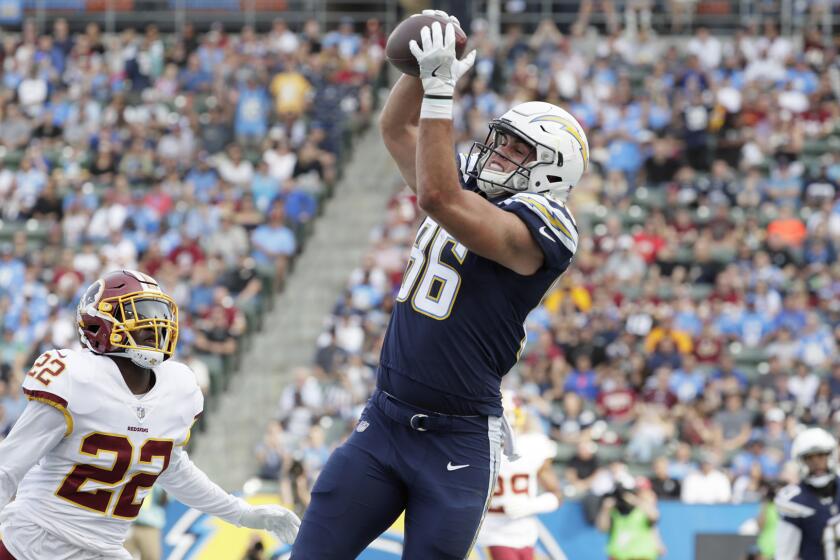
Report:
410,22,544,275
156,447,300,544
379,74,422,193
380,10,461,193
0,401,67,510
504,459,563,519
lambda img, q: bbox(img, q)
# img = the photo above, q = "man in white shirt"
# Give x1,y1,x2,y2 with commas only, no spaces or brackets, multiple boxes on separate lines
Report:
680,450,732,504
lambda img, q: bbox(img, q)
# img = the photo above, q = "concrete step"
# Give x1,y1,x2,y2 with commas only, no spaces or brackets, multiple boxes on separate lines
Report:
190,117,402,490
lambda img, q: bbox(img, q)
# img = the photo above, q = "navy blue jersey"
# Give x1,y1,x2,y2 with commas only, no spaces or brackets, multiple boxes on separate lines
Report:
776,478,840,560
377,155,578,416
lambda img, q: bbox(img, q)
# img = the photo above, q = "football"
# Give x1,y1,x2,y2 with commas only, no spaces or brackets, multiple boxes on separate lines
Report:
385,14,468,77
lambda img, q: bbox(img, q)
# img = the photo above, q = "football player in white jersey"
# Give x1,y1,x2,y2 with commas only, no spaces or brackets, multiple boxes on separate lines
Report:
477,393,563,560
0,270,300,560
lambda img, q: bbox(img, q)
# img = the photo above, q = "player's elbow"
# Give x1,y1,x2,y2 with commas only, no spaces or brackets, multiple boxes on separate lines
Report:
417,190,449,214
379,112,412,142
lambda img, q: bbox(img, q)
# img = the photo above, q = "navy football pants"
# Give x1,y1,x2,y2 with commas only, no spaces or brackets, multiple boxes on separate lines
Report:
291,389,503,559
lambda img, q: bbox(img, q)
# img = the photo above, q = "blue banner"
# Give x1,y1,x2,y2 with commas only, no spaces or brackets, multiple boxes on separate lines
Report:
161,497,760,560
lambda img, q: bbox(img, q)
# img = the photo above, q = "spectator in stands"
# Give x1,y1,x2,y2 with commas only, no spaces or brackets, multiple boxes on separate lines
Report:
251,201,296,283
255,420,289,481
566,439,601,496
650,456,681,500
681,450,732,504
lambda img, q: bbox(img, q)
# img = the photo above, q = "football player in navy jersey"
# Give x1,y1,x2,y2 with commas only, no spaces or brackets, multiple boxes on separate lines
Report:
291,10,589,560
776,428,840,560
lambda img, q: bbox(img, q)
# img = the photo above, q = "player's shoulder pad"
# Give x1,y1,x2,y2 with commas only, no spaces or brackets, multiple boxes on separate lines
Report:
499,192,579,255
775,484,816,518
457,152,480,186
22,348,89,436
158,359,205,423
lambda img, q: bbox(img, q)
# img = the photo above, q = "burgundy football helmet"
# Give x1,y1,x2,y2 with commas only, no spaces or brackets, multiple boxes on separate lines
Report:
77,270,179,368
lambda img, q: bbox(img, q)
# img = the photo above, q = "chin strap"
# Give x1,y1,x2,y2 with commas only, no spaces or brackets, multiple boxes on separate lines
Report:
808,475,837,496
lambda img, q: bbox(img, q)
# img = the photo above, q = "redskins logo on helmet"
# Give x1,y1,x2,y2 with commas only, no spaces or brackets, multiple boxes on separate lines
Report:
77,270,179,369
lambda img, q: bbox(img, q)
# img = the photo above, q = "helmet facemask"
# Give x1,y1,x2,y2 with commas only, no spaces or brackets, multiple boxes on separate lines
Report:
87,291,179,369
468,120,573,200
468,123,537,197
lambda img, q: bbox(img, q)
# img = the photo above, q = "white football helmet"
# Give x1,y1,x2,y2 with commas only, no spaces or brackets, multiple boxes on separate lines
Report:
468,101,589,201
792,427,838,488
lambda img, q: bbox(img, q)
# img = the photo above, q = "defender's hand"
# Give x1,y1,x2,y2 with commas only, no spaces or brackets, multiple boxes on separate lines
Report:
239,504,301,544
409,21,476,99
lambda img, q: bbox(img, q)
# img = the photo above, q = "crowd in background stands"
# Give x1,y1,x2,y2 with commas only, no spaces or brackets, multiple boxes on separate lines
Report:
253,17,840,516
0,16,386,437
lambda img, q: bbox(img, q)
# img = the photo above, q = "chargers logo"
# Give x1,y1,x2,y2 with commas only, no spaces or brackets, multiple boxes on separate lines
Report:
163,497,562,559
529,115,589,170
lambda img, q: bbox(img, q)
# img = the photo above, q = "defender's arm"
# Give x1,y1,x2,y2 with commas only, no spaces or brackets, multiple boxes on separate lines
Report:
0,401,66,509
157,447,300,543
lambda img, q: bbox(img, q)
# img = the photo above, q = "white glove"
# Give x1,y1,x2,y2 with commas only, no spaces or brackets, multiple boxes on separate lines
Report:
239,504,301,544
504,493,561,520
409,21,476,119
412,9,462,29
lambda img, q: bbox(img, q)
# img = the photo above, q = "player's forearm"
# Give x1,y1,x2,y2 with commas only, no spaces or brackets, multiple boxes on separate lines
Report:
379,75,422,133
380,75,422,191
416,118,462,213
157,448,247,525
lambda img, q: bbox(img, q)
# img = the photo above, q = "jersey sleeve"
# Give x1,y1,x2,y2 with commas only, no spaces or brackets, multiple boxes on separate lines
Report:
156,446,247,525
498,193,578,271
775,518,803,560
0,400,67,510
774,484,812,530
21,349,76,437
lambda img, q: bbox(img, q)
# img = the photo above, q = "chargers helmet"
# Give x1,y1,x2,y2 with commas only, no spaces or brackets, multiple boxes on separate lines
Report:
792,427,838,488
467,101,589,201
77,270,179,369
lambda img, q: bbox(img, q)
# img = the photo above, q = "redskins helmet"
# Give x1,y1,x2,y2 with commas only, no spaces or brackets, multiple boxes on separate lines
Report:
467,101,589,201
77,270,179,369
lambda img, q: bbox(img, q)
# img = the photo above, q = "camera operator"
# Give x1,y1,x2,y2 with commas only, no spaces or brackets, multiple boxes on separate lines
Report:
596,474,663,560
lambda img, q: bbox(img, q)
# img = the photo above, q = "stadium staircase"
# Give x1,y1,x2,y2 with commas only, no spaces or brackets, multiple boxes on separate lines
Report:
190,117,399,490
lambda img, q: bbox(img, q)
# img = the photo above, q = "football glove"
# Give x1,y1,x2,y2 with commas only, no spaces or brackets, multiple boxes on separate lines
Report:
409,21,476,119
412,9,462,29
239,504,301,544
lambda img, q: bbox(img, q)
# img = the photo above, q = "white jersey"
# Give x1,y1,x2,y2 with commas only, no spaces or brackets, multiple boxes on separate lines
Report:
2,348,202,557
477,432,557,549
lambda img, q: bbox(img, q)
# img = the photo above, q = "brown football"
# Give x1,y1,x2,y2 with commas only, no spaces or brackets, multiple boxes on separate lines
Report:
385,14,468,77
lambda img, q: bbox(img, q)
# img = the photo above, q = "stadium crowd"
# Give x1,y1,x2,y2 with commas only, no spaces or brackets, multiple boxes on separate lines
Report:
0,1,839,534
0,16,385,437
253,16,840,516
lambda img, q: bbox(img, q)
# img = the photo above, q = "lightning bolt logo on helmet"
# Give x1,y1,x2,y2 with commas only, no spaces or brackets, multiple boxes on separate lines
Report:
468,101,589,201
